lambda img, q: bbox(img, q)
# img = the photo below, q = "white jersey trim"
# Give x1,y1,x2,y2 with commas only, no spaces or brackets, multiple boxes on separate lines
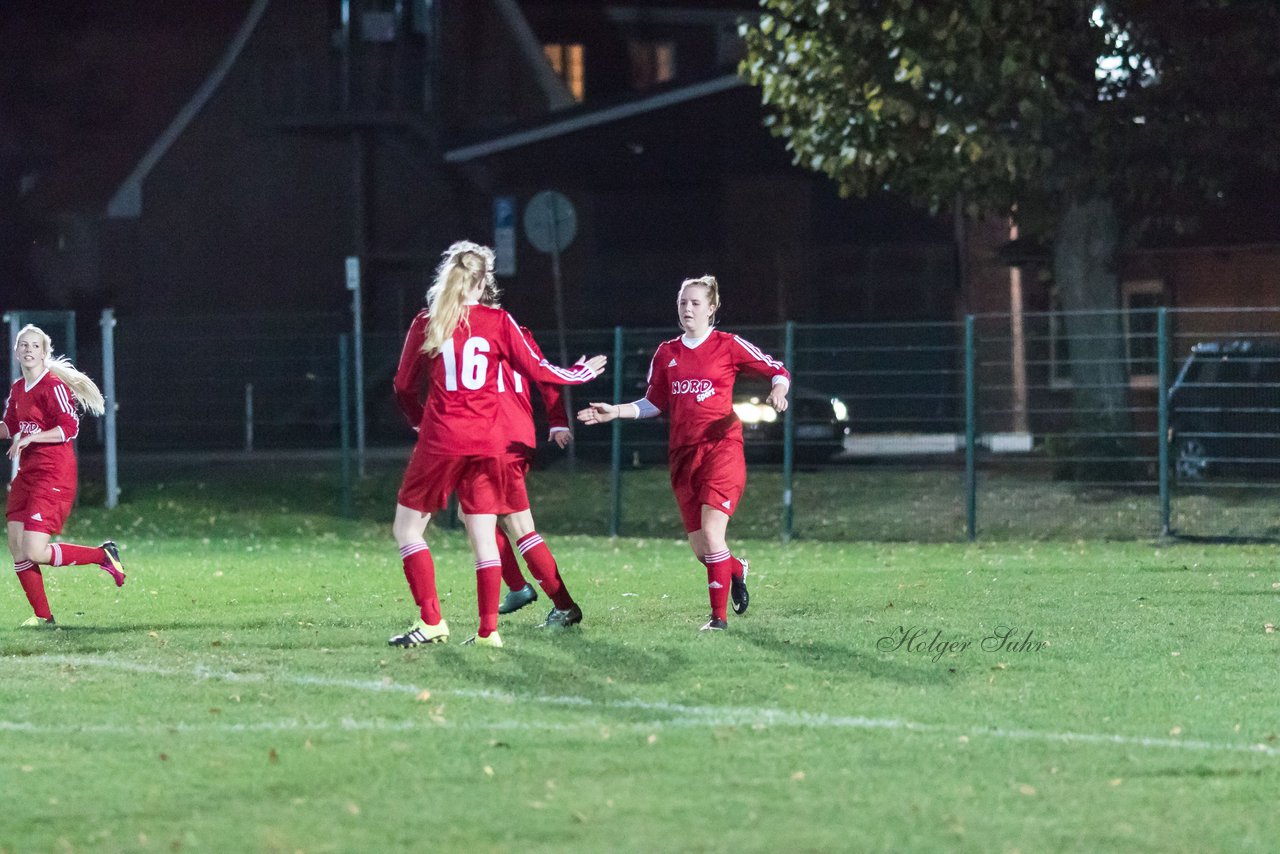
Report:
23,370,50,393
503,314,599,382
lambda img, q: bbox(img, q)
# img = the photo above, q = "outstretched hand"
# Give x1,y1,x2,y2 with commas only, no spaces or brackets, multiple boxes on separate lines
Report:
577,354,608,378
577,402,617,425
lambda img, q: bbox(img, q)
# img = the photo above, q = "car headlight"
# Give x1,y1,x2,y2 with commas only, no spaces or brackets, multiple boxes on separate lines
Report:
830,397,849,422
734,397,778,424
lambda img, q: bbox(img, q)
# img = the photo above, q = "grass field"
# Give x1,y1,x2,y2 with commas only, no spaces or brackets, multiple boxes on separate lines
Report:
3,465,1280,852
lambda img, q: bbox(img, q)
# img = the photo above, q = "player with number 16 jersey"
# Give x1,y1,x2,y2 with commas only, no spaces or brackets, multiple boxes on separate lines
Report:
388,240,606,649
394,306,590,462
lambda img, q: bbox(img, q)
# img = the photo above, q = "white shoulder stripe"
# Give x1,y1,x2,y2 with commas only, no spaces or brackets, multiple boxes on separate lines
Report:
504,314,595,382
732,335,785,369
54,384,77,416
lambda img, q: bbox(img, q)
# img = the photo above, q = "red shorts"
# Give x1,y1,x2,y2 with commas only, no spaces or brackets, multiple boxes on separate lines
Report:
397,450,530,516
668,438,747,533
6,473,75,535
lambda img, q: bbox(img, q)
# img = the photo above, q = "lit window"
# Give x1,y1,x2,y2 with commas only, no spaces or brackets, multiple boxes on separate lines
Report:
543,43,585,102
1047,280,1165,388
1123,279,1164,385
628,40,677,91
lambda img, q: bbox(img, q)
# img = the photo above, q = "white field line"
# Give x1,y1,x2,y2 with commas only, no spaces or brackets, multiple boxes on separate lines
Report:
4,653,1277,758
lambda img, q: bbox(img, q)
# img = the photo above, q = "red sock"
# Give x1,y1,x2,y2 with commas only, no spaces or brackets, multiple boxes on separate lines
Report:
516,532,574,610
16,562,52,620
399,542,442,624
48,543,106,567
702,554,746,580
476,559,501,636
496,530,527,591
704,549,732,620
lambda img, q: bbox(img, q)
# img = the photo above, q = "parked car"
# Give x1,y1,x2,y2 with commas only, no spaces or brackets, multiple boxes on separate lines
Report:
1168,339,1280,480
733,380,851,463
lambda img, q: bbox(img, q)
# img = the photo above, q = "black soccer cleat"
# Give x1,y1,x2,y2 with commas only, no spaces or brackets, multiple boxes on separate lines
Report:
388,618,449,647
498,583,538,615
700,617,728,632
536,605,583,628
730,558,750,615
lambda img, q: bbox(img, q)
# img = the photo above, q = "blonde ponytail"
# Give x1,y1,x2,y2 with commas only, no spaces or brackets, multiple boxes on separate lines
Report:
14,324,105,416
46,356,106,416
422,241,495,356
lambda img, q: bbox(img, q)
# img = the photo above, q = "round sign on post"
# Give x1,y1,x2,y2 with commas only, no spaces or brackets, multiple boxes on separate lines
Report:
523,190,577,253
522,189,579,468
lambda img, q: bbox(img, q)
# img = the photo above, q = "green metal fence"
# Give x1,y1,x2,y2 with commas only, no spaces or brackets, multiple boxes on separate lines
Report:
86,307,1280,541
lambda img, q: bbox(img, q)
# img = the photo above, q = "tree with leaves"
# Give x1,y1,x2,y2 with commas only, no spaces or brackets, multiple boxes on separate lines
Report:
740,0,1280,476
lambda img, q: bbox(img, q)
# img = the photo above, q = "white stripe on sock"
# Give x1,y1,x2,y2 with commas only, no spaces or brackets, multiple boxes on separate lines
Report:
399,542,429,558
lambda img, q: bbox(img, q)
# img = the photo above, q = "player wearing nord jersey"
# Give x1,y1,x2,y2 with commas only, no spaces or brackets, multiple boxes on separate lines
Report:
388,241,606,648
3,325,126,627
579,276,789,631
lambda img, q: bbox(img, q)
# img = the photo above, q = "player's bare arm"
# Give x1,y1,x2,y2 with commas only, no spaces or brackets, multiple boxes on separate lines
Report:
578,402,621,424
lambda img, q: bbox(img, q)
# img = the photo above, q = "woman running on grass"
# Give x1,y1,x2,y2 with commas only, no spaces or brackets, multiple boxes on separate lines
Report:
389,241,605,648
3,324,125,627
578,275,789,631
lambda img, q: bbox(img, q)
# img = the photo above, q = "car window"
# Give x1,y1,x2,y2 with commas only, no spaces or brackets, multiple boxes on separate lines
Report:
1255,353,1280,384
1185,355,1218,385
1218,357,1251,385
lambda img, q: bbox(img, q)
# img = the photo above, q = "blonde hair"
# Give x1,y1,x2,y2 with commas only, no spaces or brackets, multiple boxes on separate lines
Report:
14,324,106,416
679,274,721,323
422,241,496,356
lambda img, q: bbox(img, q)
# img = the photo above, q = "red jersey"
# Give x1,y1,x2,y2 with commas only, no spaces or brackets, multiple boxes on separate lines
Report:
3,371,81,486
643,330,790,449
495,327,570,454
394,305,596,456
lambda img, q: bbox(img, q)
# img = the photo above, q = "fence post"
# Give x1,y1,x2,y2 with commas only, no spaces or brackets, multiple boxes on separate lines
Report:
782,321,795,543
609,326,624,537
338,334,353,519
965,315,977,541
345,256,366,477
244,383,254,453
100,309,120,508
1157,307,1171,536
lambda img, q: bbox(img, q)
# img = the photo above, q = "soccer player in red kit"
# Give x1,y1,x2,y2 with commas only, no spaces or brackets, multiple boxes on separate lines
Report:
487,322,586,628
3,325,125,626
389,241,605,648
578,275,789,631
